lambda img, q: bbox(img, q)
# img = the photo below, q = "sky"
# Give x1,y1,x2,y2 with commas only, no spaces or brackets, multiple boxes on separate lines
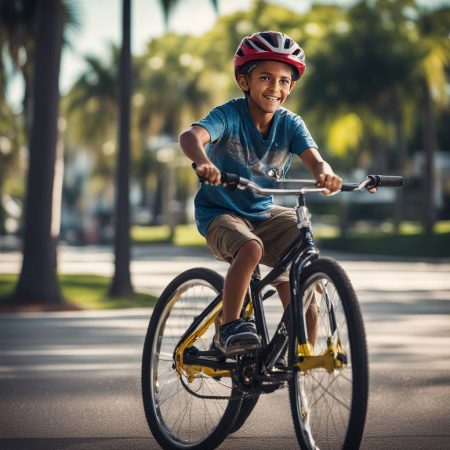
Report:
6,0,447,107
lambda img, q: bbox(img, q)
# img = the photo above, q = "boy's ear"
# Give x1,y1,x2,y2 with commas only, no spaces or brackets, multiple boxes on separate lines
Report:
237,74,250,93
289,80,296,93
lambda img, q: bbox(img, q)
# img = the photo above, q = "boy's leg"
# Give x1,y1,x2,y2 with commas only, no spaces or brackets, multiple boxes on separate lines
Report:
222,240,263,323
217,240,263,354
205,215,263,354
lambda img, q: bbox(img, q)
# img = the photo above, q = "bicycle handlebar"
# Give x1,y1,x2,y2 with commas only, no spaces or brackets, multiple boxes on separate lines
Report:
340,175,404,192
192,163,403,195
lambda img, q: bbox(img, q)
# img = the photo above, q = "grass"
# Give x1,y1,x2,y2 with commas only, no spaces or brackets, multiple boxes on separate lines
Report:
317,221,450,258
0,274,157,310
1,220,448,311
132,224,206,246
132,221,450,258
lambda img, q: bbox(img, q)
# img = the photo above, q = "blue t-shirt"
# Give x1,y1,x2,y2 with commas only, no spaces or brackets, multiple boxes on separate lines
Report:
193,97,317,236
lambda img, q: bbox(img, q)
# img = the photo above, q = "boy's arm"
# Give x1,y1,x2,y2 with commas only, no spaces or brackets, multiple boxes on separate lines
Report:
179,125,221,185
299,148,342,193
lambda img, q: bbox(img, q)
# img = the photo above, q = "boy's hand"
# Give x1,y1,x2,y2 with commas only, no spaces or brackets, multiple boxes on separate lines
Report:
316,173,342,195
196,162,221,185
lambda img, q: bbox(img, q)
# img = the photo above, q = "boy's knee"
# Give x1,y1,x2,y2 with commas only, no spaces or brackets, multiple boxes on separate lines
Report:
236,240,263,263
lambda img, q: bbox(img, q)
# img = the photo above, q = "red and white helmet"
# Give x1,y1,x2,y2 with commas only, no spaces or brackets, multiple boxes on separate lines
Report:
234,31,306,81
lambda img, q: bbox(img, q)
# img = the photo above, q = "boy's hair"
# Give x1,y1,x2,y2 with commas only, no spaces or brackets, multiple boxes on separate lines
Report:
234,31,306,82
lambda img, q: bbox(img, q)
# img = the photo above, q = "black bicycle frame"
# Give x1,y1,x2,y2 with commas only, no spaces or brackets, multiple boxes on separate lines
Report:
176,192,320,369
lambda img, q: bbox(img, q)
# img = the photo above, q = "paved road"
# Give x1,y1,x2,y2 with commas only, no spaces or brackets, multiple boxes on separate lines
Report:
0,246,449,449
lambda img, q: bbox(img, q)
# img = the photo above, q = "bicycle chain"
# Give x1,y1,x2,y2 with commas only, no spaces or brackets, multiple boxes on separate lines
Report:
179,373,247,400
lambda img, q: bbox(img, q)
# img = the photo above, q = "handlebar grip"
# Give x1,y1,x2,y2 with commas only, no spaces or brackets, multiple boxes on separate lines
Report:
221,172,241,191
191,162,206,183
368,175,404,187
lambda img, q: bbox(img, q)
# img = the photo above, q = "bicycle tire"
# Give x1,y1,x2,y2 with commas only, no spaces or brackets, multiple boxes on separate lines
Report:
288,257,369,450
141,268,242,450
229,394,259,434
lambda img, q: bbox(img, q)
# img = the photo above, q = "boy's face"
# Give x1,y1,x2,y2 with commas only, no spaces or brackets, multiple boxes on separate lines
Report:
238,60,295,114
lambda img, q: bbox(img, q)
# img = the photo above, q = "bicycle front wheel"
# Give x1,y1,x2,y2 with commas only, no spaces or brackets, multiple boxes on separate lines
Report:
288,257,369,450
141,268,241,450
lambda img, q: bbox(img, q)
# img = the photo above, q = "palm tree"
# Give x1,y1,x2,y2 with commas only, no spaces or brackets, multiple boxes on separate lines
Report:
110,0,133,297
109,0,219,297
64,50,118,149
63,49,118,244
0,0,79,134
1,0,80,305
0,0,36,134
64,48,119,192
14,0,64,304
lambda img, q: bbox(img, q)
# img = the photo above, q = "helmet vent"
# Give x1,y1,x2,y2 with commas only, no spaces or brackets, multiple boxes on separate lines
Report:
284,39,292,49
260,32,277,47
250,39,269,51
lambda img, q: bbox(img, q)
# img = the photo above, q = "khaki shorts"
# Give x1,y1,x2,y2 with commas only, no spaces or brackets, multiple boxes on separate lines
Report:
205,206,298,284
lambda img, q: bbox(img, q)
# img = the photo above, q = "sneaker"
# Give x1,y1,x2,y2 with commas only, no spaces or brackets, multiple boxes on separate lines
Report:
217,318,261,355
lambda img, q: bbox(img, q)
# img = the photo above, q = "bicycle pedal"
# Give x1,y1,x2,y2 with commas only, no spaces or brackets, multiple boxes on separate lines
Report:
267,368,290,378
258,378,286,393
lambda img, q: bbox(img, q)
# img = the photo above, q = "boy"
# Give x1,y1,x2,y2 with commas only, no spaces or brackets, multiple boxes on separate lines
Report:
180,31,342,356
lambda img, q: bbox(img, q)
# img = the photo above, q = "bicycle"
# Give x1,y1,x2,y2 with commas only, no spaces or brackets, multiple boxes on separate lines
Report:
141,173,403,450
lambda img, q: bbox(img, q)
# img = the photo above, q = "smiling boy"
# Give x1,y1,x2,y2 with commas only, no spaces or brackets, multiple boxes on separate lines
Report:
180,31,342,355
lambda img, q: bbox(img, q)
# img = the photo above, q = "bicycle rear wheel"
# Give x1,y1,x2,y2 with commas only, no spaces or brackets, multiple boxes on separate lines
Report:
288,257,369,450
141,268,241,450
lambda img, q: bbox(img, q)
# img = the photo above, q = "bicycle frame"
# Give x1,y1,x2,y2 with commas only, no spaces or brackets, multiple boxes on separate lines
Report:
144,172,402,449
174,191,345,384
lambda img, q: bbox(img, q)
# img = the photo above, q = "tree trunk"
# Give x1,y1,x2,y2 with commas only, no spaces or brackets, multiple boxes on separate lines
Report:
393,104,406,233
14,0,63,304
110,0,134,297
422,82,436,235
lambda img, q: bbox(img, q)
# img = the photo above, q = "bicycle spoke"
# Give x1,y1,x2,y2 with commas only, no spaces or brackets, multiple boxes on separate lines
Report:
289,260,367,450
309,372,351,411
142,270,242,449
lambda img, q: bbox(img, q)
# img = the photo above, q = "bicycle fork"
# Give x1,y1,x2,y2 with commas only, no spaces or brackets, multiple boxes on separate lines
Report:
289,194,346,373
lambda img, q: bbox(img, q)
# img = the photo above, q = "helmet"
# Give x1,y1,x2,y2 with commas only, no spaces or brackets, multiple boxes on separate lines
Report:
234,31,306,81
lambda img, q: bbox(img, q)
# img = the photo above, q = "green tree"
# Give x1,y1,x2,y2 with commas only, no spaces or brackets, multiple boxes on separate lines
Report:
63,47,118,203
299,1,430,234
0,0,36,133
302,1,419,162
133,33,212,222
0,103,21,235
415,5,450,234
0,0,79,133
63,48,119,245
64,50,118,151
